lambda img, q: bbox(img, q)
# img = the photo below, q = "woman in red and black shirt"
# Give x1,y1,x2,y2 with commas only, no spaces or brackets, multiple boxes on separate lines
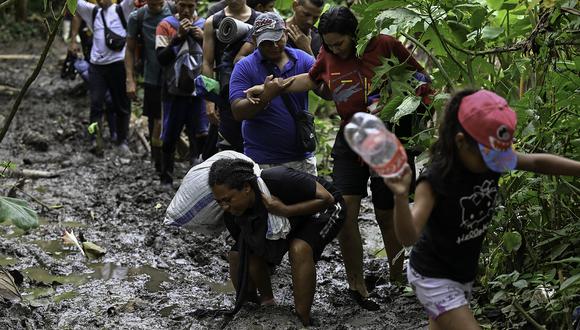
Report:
245,6,429,309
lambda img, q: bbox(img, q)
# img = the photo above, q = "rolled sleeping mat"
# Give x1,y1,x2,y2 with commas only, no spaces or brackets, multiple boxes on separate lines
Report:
217,17,253,44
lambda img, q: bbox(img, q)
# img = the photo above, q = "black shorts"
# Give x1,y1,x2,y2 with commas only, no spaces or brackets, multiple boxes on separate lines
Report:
331,129,416,210
143,83,162,119
227,200,346,264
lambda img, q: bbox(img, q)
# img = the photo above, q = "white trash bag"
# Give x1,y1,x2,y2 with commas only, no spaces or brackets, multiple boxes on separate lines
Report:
164,151,290,239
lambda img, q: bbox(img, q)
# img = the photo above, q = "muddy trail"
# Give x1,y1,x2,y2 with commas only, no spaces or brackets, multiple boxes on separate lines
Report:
0,39,426,329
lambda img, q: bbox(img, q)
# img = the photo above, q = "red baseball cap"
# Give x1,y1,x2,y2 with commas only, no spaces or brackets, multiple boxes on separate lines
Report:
458,90,517,172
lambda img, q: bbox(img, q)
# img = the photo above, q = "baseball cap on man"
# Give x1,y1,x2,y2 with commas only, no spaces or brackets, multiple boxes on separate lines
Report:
458,90,518,173
253,12,286,47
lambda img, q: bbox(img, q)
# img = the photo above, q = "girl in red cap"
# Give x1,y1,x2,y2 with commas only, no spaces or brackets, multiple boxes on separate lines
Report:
384,89,580,329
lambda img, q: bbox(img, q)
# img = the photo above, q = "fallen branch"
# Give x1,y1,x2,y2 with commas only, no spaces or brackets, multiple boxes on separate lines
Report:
0,55,40,60
15,187,63,211
512,301,546,330
6,168,65,179
136,130,151,153
0,85,19,95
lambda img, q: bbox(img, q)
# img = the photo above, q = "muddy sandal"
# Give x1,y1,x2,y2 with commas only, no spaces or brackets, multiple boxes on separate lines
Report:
348,289,380,311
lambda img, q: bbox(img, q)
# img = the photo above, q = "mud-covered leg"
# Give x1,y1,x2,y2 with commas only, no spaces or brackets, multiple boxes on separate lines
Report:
376,208,403,282
337,195,368,296
288,239,315,326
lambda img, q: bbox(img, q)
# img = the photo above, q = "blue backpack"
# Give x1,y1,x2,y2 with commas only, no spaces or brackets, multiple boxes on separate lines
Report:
164,16,203,96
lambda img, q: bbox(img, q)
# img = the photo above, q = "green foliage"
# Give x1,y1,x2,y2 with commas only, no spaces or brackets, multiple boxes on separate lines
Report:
0,197,39,231
0,161,16,175
66,0,77,15
353,0,580,328
0,16,45,43
310,93,339,177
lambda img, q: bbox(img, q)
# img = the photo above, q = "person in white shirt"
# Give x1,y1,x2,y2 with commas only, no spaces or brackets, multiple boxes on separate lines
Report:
71,0,135,154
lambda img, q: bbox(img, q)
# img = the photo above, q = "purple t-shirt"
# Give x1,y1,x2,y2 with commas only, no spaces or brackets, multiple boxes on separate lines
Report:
229,47,315,164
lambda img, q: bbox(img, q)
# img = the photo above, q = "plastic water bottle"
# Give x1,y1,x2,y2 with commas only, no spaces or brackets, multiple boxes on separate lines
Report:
344,112,408,178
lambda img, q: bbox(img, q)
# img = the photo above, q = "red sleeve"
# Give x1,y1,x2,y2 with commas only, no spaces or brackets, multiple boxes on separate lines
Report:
155,20,175,49
308,47,328,84
381,35,424,72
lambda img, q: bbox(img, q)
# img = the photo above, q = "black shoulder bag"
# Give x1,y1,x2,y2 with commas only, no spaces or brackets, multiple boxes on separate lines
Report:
264,63,317,153
99,5,127,52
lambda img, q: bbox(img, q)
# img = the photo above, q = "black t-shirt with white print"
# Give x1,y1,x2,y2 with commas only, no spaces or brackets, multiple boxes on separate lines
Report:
410,162,501,283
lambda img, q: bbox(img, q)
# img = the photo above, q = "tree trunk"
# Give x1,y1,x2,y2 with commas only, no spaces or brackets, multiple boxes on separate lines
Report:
14,0,27,21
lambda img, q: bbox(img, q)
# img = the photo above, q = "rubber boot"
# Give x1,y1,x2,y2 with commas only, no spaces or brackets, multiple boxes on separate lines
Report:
151,146,162,173
189,135,201,167
195,135,207,159
116,113,131,145
104,103,117,143
160,151,174,185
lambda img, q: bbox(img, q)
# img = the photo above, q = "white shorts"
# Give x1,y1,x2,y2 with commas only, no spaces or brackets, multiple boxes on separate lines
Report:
407,264,473,319
259,156,317,176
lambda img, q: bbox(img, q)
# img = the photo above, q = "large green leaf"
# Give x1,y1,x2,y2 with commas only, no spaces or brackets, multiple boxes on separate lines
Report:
376,8,422,34
378,95,405,122
82,241,107,259
391,95,421,123
559,273,580,291
0,197,39,230
491,290,507,303
503,231,522,252
485,0,503,10
67,0,77,15
513,279,528,289
365,0,407,12
481,26,504,40
470,7,488,29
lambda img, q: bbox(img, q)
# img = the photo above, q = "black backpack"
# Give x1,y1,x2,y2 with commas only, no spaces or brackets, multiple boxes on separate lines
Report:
133,2,177,75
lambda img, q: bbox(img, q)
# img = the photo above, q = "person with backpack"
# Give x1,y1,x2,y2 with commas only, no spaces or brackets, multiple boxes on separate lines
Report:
125,0,174,172
155,0,207,186
202,0,260,154
73,0,135,154
68,3,118,145
229,12,318,176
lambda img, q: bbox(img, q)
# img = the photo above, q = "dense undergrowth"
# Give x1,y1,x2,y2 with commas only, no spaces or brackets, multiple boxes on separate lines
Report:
352,0,579,328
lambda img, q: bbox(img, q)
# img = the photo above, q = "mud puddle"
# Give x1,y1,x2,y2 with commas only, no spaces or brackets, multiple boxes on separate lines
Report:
0,38,427,329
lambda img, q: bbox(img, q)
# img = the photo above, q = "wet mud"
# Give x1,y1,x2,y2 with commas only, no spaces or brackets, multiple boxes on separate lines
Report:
0,39,427,329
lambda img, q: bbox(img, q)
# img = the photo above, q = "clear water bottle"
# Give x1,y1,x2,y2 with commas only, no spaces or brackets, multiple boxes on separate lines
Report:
344,112,408,178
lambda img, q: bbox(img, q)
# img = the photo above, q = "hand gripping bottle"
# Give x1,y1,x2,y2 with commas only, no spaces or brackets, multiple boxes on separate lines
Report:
344,112,408,178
